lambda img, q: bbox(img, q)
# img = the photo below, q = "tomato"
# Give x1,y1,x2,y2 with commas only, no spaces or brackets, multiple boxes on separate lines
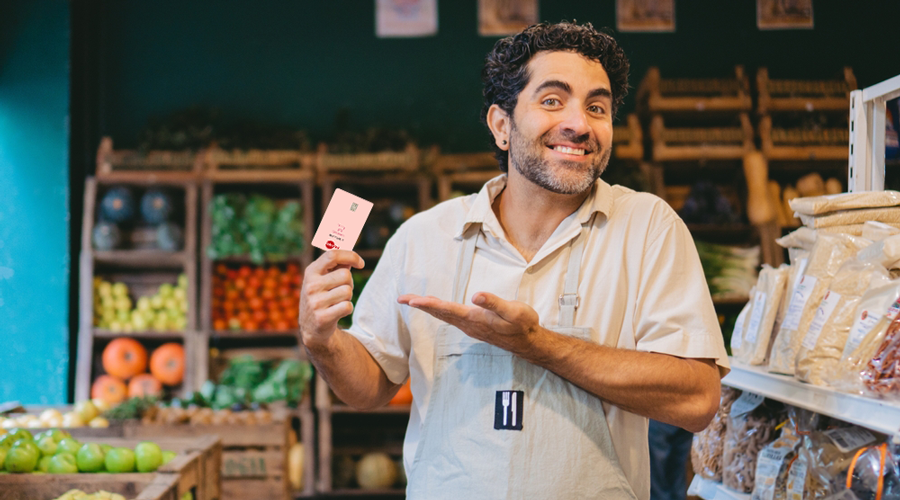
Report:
288,318,299,329
234,278,247,290
261,288,276,300
252,309,268,323
266,266,280,277
225,288,240,300
280,297,296,311
253,267,267,279
263,277,278,290
242,320,260,332
238,265,252,277
237,310,252,322
249,297,264,310
269,309,283,322
211,298,222,309
293,288,301,299
266,300,281,312
292,274,302,286
216,263,229,276
243,287,257,299
226,269,239,280
279,273,293,286
277,285,292,298
274,320,290,331
247,276,262,290
286,263,300,275
213,319,227,331
261,322,275,331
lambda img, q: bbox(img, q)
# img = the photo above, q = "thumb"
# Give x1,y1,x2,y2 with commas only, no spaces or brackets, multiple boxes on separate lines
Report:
471,292,512,319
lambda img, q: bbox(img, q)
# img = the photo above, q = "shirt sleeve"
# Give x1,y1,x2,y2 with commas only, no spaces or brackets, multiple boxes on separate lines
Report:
345,235,412,385
632,213,731,376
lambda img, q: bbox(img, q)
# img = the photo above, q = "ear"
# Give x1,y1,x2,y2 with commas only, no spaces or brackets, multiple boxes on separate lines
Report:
486,104,511,151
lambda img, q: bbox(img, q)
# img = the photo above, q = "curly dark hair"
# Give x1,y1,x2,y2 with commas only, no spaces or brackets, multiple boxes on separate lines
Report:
481,22,630,172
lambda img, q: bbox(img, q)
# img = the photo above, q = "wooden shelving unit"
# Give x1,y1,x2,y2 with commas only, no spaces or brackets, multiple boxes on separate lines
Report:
76,172,200,402
637,66,752,114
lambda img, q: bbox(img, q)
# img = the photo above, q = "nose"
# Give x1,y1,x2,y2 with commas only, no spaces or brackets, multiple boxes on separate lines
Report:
558,104,591,138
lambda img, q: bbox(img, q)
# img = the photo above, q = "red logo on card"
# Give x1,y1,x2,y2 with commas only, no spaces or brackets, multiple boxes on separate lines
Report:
325,240,337,249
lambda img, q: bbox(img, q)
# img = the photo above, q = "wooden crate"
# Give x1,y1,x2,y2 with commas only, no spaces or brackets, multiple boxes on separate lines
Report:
202,147,315,183
432,152,499,202
315,143,421,176
76,176,200,402
650,114,754,161
96,137,202,183
127,415,300,500
757,67,856,114
759,115,849,161
638,66,752,114
613,114,644,161
0,433,221,500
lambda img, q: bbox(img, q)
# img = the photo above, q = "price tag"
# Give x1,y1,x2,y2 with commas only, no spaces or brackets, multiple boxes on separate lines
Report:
731,392,765,418
784,276,818,332
802,290,842,350
844,309,882,357
787,459,808,500
754,446,794,500
824,427,877,453
886,298,900,320
745,291,768,344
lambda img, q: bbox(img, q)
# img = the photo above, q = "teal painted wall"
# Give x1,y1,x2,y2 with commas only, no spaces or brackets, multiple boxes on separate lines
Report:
0,0,70,404
98,1,900,151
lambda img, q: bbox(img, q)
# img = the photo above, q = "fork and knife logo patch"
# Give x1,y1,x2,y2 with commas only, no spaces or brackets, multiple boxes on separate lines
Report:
494,390,524,431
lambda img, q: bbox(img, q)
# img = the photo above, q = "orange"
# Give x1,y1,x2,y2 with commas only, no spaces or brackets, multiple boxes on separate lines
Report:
102,338,148,379
91,375,128,404
128,373,163,398
149,343,184,386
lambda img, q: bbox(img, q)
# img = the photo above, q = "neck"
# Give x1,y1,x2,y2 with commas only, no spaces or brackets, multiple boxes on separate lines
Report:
492,168,591,263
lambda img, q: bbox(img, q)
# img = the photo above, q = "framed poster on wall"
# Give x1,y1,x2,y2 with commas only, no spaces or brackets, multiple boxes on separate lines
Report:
757,0,813,30
478,0,539,36
376,0,438,37
616,0,675,33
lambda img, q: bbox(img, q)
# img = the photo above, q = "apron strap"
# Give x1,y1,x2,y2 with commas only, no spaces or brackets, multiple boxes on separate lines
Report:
558,223,590,327
451,224,480,305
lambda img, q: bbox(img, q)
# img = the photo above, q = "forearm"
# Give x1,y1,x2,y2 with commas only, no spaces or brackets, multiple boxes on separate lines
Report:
519,327,721,432
301,328,400,410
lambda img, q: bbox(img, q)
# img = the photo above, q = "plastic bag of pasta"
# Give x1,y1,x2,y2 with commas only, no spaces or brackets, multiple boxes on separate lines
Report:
692,387,741,481
795,246,893,386
769,234,871,375
737,265,790,366
842,440,900,500
752,419,803,500
801,426,884,499
723,394,783,493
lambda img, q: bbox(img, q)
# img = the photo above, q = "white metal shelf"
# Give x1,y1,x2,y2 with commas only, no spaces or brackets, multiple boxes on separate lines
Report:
688,476,749,500
723,359,900,438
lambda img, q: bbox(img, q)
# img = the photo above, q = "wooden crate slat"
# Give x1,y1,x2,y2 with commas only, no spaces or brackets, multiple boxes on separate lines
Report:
316,143,420,175
757,67,856,114
638,66,752,113
613,114,643,161
222,448,284,478
650,114,754,161
759,115,851,161
96,137,202,182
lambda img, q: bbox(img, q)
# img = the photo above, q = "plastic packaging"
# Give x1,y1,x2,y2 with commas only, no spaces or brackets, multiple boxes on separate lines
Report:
861,319,900,401
752,420,802,500
863,222,900,242
723,396,782,493
790,192,900,216
802,427,884,499
778,227,819,252
800,208,900,229
732,297,753,356
843,441,900,500
692,387,741,481
795,248,892,386
769,234,871,375
737,265,790,365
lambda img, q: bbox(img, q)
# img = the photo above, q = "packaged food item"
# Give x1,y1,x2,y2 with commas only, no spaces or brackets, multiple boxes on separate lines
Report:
692,387,741,481
862,221,900,242
861,319,900,401
737,265,789,365
795,248,892,386
799,208,900,229
829,283,900,396
843,440,900,500
731,297,753,356
790,192,900,216
799,426,885,499
751,418,802,500
777,227,819,253
769,234,871,375
723,394,782,493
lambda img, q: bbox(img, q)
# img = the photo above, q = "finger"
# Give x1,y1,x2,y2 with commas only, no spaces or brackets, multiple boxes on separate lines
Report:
309,284,353,311
307,267,353,294
309,250,365,275
312,300,355,328
397,294,422,305
402,296,472,320
471,292,513,319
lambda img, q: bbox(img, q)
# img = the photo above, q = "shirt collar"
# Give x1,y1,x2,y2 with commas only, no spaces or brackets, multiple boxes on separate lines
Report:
456,174,614,239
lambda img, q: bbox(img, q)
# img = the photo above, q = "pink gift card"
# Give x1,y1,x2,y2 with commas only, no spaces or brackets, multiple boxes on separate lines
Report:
312,189,374,252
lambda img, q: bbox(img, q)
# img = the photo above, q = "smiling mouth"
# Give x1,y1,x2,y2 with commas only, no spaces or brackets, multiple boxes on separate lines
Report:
549,145,590,156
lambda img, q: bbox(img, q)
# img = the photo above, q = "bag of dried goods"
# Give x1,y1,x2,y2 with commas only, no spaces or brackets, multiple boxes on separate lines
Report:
723,393,782,493
692,387,741,481
801,427,885,499
843,441,900,500
861,319,900,401
737,265,790,365
799,208,900,229
769,234,871,375
862,221,900,242
829,284,900,396
731,296,754,357
795,245,894,386
751,419,802,500
790,191,900,216
778,227,819,252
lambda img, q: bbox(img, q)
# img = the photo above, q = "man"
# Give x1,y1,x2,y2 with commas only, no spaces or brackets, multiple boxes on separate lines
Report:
300,22,728,499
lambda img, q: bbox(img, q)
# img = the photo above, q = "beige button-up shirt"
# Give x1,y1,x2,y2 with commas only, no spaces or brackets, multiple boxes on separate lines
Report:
348,175,730,500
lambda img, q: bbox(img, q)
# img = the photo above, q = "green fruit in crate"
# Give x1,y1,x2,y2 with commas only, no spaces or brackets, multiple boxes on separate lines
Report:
108,321,123,333
6,429,33,443
161,450,176,465
56,438,82,456
104,447,135,473
158,283,174,298
48,429,70,443
150,295,164,309
173,287,186,301
47,453,78,473
37,455,53,472
151,317,168,332
37,436,58,456
131,313,148,331
111,283,128,298
177,274,187,288
114,297,132,311
97,282,112,297
0,447,6,469
134,441,162,472
76,443,105,473
356,452,397,490
163,298,178,311
5,442,39,472
136,297,152,311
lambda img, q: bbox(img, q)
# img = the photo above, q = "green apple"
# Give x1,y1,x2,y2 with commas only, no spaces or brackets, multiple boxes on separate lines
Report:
56,438,82,456
74,401,100,424
48,453,78,473
112,282,128,298
37,455,53,472
105,447,135,473
100,444,113,454
161,450,177,465
177,274,188,288
12,440,39,460
98,282,113,298
37,436,58,456
134,441,162,472
109,321,124,332
136,296,152,311
0,447,7,469
115,309,130,322
150,295,164,309
173,288,186,301
7,429,33,443
5,443,38,472
76,443,105,472
131,313,149,331
159,283,174,298
49,429,71,443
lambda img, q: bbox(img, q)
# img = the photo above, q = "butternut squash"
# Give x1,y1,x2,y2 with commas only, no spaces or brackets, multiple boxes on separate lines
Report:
782,185,801,226
743,151,775,224
768,181,789,227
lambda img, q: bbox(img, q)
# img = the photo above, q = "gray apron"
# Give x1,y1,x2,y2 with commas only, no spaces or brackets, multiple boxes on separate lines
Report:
406,222,638,499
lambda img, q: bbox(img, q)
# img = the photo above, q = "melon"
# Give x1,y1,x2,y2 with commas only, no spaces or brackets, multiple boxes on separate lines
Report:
100,186,135,223
156,222,184,251
92,222,122,250
356,452,397,490
141,188,174,224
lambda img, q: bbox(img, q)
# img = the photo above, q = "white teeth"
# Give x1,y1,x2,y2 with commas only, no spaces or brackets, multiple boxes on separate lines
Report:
552,146,586,156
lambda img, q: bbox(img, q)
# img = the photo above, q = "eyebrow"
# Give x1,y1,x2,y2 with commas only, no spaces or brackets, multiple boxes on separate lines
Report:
532,80,613,101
